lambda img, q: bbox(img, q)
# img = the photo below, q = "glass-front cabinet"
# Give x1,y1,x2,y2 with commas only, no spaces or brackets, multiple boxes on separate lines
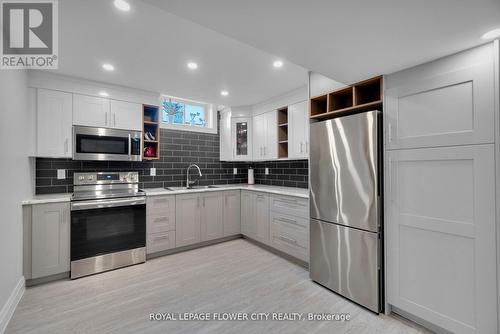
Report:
230,117,252,161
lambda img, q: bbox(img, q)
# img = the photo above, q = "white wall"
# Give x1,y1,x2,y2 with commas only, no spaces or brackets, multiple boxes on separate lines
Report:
309,71,345,97
0,70,32,332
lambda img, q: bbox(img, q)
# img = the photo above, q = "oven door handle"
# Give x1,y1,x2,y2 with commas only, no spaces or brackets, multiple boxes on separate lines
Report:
71,197,146,211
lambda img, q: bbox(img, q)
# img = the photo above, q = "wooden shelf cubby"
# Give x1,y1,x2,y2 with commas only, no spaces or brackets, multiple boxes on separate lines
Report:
143,104,160,160
277,107,289,158
310,76,383,120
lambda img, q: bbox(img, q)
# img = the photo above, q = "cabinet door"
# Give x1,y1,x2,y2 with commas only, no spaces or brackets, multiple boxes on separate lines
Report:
73,94,110,128
264,111,277,159
223,190,241,236
385,49,494,150
31,203,70,279
110,100,142,131
219,110,232,161
289,101,308,159
254,193,270,244
36,89,73,158
200,192,223,241
240,191,255,238
175,194,201,247
252,114,265,160
386,145,497,333
231,117,252,161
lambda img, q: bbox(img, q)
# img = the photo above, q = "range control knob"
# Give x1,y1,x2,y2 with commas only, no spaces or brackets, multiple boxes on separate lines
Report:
87,175,94,180
78,176,85,181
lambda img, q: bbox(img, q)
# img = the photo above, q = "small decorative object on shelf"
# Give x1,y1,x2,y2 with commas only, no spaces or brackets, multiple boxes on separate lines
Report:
310,76,383,120
277,107,288,158
143,104,160,160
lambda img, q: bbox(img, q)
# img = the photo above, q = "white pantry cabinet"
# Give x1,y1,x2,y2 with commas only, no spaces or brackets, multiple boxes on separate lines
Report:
36,89,73,158
73,94,110,128
31,202,70,279
110,100,142,131
288,101,309,159
253,111,277,160
223,190,241,236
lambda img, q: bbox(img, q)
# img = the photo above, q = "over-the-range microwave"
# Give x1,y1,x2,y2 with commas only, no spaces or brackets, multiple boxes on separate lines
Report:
73,126,142,161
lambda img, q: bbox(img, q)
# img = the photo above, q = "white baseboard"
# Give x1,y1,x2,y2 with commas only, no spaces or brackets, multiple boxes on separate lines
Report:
0,277,25,334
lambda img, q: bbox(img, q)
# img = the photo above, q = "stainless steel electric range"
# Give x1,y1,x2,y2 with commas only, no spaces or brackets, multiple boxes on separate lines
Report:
70,171,146,279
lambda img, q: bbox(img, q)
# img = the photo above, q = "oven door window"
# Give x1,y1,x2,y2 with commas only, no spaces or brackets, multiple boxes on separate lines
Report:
71,204,146,261
76,134,129,155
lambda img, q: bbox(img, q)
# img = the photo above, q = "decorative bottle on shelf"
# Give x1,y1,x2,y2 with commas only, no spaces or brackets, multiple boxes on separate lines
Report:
248,168,254,185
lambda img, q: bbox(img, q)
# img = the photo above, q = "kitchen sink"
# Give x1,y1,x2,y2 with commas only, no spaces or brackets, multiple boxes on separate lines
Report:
165,185,220,191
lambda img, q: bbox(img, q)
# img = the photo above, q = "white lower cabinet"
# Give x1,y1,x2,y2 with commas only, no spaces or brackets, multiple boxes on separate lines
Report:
223,190,241,236
386,145,497,334
240,191,269,244
146,195,176,254
175,193,202,247
200,192,223,241
31,203,70,279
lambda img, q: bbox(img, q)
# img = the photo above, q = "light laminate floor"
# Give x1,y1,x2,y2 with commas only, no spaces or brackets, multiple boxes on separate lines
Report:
6,239,432,334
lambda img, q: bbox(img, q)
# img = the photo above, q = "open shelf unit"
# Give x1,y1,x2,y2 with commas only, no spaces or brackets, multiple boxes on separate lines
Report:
143,104,160,160
310,76,383,120
277,107,289,158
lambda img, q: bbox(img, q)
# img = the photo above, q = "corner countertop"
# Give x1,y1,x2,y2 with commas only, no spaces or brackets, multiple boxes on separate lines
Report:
144,184,309,198
22,193,73,205
22,184,309,205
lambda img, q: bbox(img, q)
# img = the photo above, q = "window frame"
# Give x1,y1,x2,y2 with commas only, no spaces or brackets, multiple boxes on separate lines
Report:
160,95,217,134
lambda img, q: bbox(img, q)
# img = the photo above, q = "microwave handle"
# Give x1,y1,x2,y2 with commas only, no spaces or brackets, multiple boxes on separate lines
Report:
128,134,132,159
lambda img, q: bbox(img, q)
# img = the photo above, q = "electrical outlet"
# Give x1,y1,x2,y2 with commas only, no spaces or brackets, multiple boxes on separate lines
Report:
150,168,156,176
57,169,66,180
265,167,269,175
233,168,238,175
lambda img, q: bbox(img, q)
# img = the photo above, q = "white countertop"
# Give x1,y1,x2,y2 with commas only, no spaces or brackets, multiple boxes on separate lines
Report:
22,193,73,205
22,184,308,205
144,184,309,198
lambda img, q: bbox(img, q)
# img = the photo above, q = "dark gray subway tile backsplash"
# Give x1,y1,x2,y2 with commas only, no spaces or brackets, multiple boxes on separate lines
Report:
35,126,308,194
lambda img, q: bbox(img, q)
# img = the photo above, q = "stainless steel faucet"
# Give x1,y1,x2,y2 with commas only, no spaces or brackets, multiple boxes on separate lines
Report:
186,164,202,188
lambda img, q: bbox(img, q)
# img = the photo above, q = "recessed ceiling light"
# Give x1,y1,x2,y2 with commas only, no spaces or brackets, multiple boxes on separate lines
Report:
114,0,130,12
99,91,109,97
102,63,115,71
187,62,198,70
220,90,229,96
273,60,284,68
481,28,500,39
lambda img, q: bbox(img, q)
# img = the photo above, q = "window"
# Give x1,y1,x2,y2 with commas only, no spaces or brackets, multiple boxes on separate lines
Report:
161,96,216,133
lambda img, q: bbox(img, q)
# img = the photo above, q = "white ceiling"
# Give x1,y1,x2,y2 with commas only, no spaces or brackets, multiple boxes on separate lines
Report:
54,0,308,107
144,0,500,84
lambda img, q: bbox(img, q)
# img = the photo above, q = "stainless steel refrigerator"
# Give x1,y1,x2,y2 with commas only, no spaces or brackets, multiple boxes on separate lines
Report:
309,110,383,313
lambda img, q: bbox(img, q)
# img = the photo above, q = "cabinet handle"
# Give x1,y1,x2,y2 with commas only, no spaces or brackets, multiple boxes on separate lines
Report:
154,235,170,241
154,217,169,223
225,195,228,206
264,146,266,156
113,113,116,127
64,138,68,153
278,197,298,205
105,112,107,126
300,142,303,153
203,197,205,207
197,197,200,208
388,125,392,143
306,141,308,153
277,217,302,227
260,147,263,156
278,235,298,245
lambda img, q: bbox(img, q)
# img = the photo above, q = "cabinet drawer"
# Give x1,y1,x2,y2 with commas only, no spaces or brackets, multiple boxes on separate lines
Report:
147,231,175,254
147,212,175,233
270,212,309,262
147,195,175,215
270,195,308,218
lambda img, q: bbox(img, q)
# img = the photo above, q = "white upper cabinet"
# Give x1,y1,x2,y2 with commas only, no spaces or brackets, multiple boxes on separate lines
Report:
220,110,232,161
385,43,495,150
231,117,252,161
110,100,142,131
36,89,73,158
288,101,308,159
73,94,110,128
253,111,277,160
